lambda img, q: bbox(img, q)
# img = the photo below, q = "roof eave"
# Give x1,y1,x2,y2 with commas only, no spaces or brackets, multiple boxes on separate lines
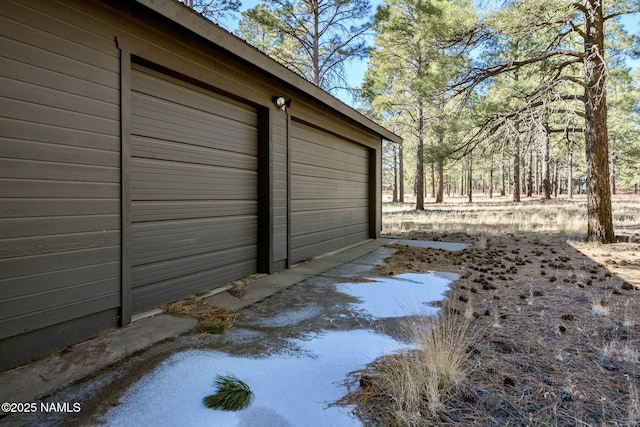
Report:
133,0,403,144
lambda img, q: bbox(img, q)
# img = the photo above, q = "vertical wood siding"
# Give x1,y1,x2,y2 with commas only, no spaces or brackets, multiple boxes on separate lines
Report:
0,0,121,368
290,122,370,262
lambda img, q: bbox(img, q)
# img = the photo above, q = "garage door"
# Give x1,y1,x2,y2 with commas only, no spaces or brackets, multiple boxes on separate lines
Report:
290,122,370,263
129,65,258,312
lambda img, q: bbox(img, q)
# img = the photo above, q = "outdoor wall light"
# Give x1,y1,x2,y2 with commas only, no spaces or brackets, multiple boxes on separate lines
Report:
272,96,292,111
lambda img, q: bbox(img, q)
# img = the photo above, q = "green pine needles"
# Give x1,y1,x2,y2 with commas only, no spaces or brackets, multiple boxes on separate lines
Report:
203,374,253,411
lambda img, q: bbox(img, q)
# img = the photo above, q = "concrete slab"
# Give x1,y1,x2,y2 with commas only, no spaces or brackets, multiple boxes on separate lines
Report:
0,314,197,404
319,261,378,278
391,239,469,251
349,246,397,266
208,239,391,311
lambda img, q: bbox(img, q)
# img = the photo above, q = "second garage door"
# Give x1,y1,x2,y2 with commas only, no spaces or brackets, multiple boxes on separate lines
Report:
290,122,370,263
129,65,258,312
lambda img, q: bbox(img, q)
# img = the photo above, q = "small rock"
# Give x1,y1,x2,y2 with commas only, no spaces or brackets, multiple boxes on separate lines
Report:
560,390,573,401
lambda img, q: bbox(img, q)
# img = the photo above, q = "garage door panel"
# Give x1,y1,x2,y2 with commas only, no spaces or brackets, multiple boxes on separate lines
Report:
132,94,257,156
131,258,256,312
291,177,368,200
291,198,367,211
131,135,257,170
131,158,257,189
292,163,368,182
132,66,256,125
292,145,368,173
131,245,256,288
130,65,258,312
291,223,369,262
131,200,256,222
292,207,368,235
292,126,370,158
290,122,370,263
131,217,257,265
131,158,257,201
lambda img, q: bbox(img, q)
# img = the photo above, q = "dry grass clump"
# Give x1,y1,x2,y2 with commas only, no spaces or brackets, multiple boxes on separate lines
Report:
336,312,477,425
227,284,247,299
226,274,264,299
162,295,241,336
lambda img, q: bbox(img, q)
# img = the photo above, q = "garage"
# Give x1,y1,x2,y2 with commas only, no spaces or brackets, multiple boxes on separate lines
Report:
128,64,259,311
0,0,402,372
290,121,371,263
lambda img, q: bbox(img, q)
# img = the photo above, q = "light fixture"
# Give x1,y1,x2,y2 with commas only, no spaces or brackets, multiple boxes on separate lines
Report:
272,96,292,111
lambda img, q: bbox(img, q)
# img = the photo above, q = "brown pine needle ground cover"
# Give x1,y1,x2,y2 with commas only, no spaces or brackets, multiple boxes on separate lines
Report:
339,195,640,426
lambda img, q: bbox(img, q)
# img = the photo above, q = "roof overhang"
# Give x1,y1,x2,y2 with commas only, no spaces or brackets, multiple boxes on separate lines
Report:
133,0,403,145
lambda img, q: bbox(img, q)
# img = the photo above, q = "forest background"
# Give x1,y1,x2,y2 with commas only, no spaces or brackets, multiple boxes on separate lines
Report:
183,0,640,244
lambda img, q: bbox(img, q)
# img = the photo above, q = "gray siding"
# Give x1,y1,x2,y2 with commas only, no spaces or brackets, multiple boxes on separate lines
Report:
290,121,370,262
0,0,121,368
129,65,258,311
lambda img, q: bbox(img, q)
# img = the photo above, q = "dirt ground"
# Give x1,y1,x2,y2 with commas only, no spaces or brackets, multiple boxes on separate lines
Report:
369,220,640,425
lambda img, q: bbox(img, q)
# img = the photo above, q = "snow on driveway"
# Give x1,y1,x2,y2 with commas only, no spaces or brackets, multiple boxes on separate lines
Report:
102,272,454,426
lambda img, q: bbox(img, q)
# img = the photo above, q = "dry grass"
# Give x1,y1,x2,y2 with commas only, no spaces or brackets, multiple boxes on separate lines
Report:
337,194,640,426
226,274,263,299
161,295,241,336
335,313,477,425
382,194,640,240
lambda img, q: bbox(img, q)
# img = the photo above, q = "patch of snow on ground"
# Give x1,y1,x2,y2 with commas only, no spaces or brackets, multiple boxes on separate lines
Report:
102,330,408,427
336,272,455,318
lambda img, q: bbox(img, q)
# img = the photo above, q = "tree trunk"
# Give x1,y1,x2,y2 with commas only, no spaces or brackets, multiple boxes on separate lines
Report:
553,159,558,198
392,145,398,203
583,0,614,243
610,153,616,195
430,164,436,199
500,146,506,196
513,135,521,202
568,149,573,200
542,126,551,199
415,106,425,210
489,155,494,199
526,149,533,197
399,145,404,202
467,152,473,203
435,159,444,203
312,9,320,86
